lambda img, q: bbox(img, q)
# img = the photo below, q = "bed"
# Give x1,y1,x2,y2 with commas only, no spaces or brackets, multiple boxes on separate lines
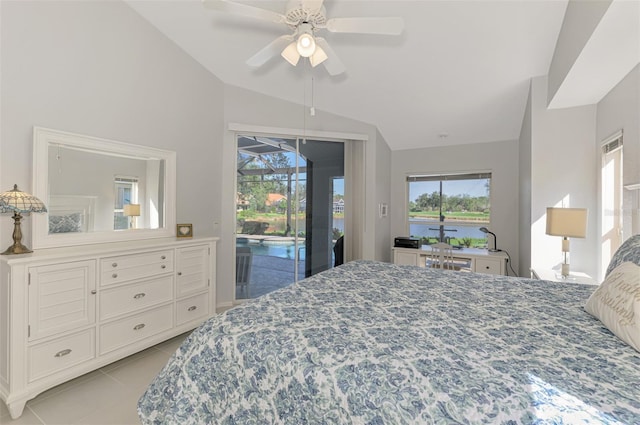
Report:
138,240,640,424
47,195,96,233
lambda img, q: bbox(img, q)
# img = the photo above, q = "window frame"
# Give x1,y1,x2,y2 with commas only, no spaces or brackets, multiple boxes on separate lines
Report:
114,175,139,230
405,171,492,245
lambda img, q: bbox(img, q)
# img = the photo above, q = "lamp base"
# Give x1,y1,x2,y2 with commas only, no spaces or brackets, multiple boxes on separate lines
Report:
1,211,33,255
1,242,32,255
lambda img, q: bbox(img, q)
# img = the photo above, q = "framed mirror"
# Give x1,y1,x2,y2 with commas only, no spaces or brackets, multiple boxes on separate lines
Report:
32,127,176,249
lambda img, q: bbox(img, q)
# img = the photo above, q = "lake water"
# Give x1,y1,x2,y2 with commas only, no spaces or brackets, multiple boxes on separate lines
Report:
408,222,489,240
333,217,490,241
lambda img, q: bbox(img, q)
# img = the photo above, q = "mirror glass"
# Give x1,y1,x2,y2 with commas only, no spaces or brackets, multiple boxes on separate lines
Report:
32,127,176,249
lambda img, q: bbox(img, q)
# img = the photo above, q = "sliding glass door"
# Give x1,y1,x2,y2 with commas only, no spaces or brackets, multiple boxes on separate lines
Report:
235,135,344,300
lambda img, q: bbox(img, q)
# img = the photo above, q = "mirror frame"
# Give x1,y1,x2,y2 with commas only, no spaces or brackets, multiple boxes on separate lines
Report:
32,127,177,249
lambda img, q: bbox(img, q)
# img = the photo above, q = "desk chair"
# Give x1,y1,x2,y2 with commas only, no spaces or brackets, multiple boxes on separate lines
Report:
428,242,456,270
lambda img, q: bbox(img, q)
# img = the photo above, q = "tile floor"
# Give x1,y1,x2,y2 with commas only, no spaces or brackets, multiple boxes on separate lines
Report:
0,332,189,425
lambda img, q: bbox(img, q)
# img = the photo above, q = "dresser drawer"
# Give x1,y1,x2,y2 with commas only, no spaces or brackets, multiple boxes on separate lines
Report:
29,329,95,382
99,275,174,321
176,293,209,326
100,250,174,286
474,258,502,275
99,304,173,355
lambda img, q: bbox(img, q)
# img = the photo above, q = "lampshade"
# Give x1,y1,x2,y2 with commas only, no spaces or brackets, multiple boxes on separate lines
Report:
281,41,300,66
0,184,47,214
296,23,316,57
546,207,588,238
309,46,328,67
123,204,140,217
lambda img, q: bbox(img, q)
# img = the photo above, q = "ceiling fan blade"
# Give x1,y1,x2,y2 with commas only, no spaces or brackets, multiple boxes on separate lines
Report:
300,0,324,13
315,37,345,76
247,35,294,67
202,0,286,24
325,17,404,35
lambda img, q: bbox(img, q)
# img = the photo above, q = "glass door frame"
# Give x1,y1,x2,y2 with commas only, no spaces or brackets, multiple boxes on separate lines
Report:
233,129,351,300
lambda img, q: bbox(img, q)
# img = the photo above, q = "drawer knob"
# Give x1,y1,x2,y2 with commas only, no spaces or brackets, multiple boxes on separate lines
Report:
112,273,118,279
161,255,166,260
177,272,182,276
91,290,97,295
54,349,72,358
188,305,197,312
133,323,145,331
133,293,146,299
485,266,490,269
112,263,118,268
161,265,166,269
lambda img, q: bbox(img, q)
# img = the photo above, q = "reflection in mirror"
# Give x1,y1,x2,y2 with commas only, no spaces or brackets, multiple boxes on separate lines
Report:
33,127,176,249
47,146,165,233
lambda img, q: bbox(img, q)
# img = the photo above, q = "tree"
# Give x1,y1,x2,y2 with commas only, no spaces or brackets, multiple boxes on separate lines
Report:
237,152,293,213
414,191,441,211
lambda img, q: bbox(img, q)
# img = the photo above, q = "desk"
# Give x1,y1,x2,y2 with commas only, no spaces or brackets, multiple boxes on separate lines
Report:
530,268,598,285
392,246,509,275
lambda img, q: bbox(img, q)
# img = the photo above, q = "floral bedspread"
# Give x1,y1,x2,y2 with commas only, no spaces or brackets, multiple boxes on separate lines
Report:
138,260,640,424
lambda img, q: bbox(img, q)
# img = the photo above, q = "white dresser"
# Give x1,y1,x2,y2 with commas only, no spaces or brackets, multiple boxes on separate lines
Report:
0,237,218,419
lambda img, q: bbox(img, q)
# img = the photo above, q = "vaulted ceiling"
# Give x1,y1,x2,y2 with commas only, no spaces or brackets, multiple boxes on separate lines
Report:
125,0,570,150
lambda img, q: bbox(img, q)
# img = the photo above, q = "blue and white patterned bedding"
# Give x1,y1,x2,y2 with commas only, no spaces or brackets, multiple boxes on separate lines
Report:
138,261,640,424
606,234,640,277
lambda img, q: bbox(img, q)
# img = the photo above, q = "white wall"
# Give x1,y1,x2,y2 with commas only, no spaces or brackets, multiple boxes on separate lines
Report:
374,129,392,263
529,76,598,277
518,82,533,276
390,140,520,275
596,65,640,272
0,0,224,297
547,0,611,105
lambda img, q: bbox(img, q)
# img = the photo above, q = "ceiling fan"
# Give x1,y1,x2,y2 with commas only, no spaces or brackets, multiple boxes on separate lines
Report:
202,0,404,76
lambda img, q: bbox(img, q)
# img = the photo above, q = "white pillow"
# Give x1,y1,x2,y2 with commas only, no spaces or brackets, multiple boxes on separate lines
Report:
585,261,640,353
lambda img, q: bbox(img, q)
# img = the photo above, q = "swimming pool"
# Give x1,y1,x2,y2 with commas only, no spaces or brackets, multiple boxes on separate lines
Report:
236,239,305,260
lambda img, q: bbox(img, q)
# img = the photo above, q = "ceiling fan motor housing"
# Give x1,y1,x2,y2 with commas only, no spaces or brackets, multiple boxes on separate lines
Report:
285,0,326,29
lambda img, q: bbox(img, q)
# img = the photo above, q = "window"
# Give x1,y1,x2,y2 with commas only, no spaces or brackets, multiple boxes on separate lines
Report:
114,176,139,230
407,172,491,247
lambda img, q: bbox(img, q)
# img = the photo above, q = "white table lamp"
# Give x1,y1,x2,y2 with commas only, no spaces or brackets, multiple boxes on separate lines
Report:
545,207,588,278
124,203,141,229
0,184,48,254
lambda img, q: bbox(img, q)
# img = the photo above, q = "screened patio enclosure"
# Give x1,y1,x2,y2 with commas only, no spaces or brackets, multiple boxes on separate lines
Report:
235,135,345,300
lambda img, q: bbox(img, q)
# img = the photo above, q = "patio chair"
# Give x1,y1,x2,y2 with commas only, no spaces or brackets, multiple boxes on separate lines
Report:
333,236,344,267
236,246,253,295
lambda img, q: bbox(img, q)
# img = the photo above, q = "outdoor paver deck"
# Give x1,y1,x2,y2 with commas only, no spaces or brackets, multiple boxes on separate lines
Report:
236,254,304,299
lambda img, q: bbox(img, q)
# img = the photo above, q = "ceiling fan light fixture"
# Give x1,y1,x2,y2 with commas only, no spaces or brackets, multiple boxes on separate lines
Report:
281,41,300,66
296,23,316,57
309,45,327,67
